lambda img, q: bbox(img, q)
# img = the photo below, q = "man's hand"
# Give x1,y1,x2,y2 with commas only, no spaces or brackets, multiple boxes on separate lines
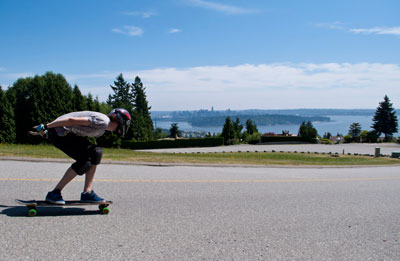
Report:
29,124,48,138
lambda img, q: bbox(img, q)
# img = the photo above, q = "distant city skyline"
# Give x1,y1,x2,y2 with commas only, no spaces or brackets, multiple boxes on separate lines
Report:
1,0,399,110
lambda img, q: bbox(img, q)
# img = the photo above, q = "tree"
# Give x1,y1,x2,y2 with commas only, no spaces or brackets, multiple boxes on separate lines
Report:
0,86,16,143
298,121,317,142
72,85,87,111
9,72,73,143
107,73,134,111
348,122,362,142
323,132,332,140
169,123,181,138
221,116,235,145
130,76,154,141
245,119,258,135
107,74,154,141
360,130,379,143
232,117,243,140
372,95,398,141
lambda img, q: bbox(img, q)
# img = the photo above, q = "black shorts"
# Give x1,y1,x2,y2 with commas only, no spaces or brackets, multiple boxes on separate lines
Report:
48,129,102,175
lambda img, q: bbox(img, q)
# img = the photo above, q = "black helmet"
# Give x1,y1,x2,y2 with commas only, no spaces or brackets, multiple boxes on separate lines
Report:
109,108,131,137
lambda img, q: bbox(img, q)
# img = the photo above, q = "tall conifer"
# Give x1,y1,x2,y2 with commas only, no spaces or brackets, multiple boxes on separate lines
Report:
372,95,398,140
0,86,16,143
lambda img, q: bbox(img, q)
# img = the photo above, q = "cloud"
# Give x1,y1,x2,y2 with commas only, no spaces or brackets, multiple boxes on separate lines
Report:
316,22,400,37
168,28,182,34
349,26,400,36
123,10,157,19
120,63,400,109
112,26,143,36
185,0,260,15
5,63,400,110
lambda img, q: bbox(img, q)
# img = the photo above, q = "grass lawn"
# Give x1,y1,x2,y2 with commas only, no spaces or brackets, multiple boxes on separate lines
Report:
1,144,399,166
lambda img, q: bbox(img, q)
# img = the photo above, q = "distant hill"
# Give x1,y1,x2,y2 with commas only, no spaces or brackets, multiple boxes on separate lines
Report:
151,108,382,119
151,109,340,127
186,114,330,127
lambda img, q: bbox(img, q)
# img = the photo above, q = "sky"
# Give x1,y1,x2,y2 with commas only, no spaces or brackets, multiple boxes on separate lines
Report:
1,0,400,111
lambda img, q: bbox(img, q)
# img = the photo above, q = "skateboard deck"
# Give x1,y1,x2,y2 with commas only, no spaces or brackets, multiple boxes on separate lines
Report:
16,199,112,216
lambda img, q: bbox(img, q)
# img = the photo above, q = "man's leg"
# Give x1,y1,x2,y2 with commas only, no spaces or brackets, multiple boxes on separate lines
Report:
54,167,78,191
46,166,77,204
80,164,105,202
83,165,97,193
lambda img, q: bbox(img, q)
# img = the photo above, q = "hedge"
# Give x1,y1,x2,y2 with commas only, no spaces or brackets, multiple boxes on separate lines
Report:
260,136,316,143
121,137,224,150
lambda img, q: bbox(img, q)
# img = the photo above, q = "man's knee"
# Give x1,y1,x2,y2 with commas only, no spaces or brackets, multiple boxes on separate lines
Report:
90,147,103,165
72,161,92,176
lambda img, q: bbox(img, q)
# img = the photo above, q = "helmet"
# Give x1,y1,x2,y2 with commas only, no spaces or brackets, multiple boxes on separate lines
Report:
109,108,131,137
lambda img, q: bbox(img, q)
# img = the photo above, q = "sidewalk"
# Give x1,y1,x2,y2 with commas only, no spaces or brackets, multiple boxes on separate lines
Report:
139,143,400,156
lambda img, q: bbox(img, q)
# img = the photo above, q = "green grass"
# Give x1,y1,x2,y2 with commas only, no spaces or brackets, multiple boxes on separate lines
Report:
0,144,399,166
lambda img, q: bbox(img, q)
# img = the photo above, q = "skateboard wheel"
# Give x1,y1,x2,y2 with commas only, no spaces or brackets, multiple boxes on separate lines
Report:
101,207,110,215
28,209,37,217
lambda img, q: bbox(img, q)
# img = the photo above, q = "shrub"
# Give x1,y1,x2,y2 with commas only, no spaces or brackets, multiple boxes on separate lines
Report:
343,134,353,143
244,132,261,144
320,139,332,144
260,135,316,143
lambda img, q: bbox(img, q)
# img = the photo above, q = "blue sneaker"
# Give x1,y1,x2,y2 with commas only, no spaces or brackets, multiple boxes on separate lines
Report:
45,189,65,205
80,190,105,203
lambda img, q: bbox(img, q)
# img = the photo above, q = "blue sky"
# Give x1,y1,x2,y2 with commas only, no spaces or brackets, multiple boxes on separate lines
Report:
1,0,400,110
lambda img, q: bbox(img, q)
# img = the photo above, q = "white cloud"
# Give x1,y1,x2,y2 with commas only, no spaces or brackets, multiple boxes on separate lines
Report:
112,26,143,36
168,28,182,34
120,63,400,109
4,63,400,110
316,23,400,37
185,0,260,15
349,26,400,36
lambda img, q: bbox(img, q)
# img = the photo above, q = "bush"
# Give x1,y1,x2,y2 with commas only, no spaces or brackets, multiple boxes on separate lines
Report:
343,134,353,143
364,130,379,143
243,132,261,144
260,135,316,143
320,139,332,144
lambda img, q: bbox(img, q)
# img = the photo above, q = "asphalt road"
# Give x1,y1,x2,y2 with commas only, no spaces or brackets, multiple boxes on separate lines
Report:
1,160,400,260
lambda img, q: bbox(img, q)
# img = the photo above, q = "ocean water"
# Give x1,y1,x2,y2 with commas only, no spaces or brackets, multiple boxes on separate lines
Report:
153,115,395,136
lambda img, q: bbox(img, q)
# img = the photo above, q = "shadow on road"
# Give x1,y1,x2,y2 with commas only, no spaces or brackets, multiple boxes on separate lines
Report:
0,205,103,217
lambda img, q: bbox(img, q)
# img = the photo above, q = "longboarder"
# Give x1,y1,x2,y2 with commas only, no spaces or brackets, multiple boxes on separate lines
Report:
31,108,131,205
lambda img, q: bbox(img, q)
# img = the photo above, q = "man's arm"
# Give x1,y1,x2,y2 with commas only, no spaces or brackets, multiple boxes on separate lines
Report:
46,117,91,129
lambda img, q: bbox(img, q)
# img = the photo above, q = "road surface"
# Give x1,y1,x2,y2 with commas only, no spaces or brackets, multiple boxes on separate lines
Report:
1,160,400,260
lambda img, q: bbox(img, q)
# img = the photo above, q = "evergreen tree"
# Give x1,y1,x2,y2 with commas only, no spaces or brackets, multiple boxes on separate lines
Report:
94,96,101,112
107,73,134,111
10,72,73,143
245,119,258,135
72,85,87,111
348,123,362,142
131,76,154,141
298,121,317,142
348,123,361,139
372,95,398,140
107,74,154,141
232,117,243,140
86,93,95,111
0,86,16,143
221,116,235,145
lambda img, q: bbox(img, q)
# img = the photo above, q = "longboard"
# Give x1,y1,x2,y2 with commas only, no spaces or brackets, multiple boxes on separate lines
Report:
15,199,112,216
